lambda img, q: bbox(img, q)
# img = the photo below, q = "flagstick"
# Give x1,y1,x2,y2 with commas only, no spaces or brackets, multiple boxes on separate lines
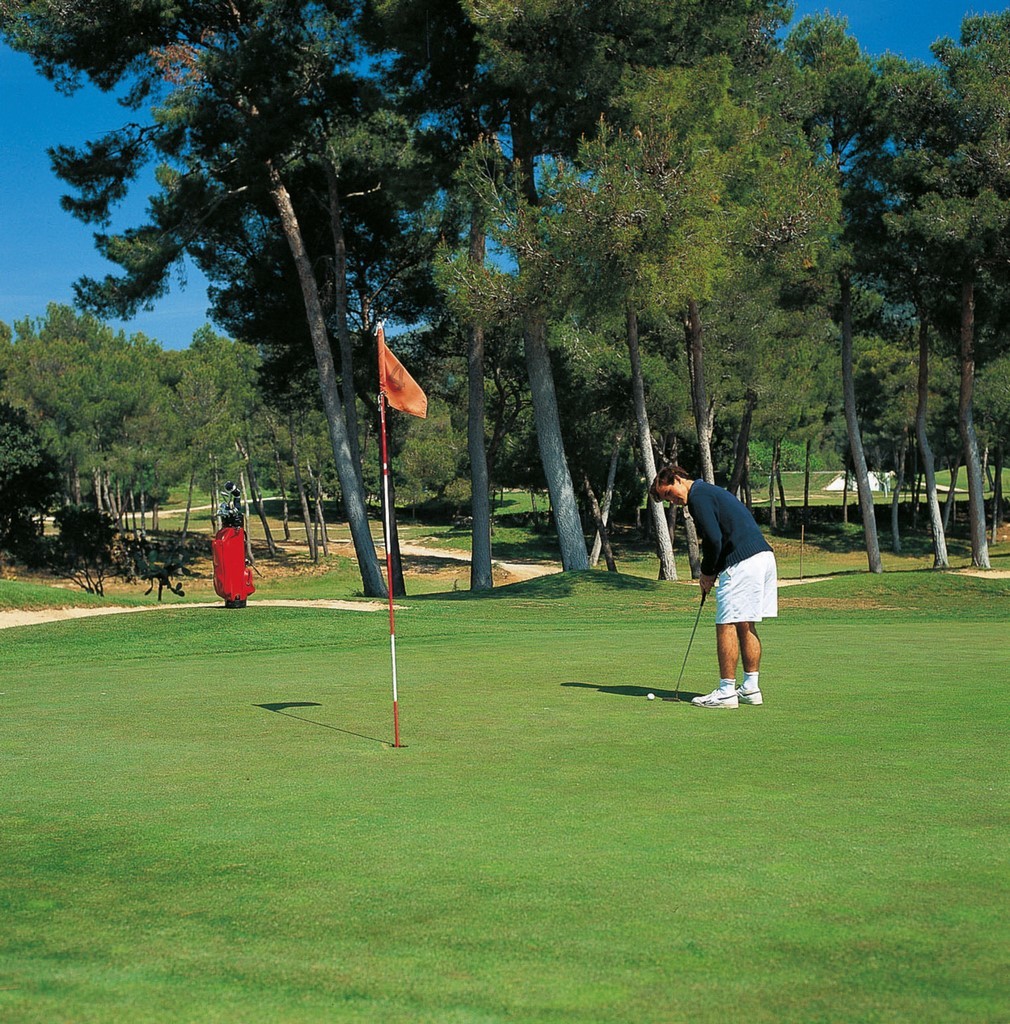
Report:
378,390,401,748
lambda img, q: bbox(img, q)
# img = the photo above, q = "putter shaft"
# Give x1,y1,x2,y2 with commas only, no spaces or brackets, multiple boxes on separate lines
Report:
672,589,707,701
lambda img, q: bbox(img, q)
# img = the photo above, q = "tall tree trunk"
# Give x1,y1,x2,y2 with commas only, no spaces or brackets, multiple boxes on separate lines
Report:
728,389,757,496
660,432,701,575
665,501,678,558
914,319,948,568
210,458,221,532
683,508,702,579
803,438,811,519
116,481,125,528
266,160,385,596
273,448,291,542
775,443,788,529
958,280,991,568
590,434,621,567
289,414,317,562
509,97,538,206
991,441,1004,544
685,298,715,483
506,100,586,571
627,306,676,579
467,212,494,591
182,469,196,539
105,471,119,521
582,472,616,572
523,317,589,571
891,430,908,555
840,272,883,573
308,464,330,558
324,159,364,491
911,446,920,526
943,458,960,533
236,437,277,556
768,441,778,531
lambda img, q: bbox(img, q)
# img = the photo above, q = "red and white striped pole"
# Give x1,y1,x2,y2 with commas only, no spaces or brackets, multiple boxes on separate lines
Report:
377,387,401,748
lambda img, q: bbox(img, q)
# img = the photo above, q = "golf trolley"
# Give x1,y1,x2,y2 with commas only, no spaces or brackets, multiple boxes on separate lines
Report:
211,481,256,609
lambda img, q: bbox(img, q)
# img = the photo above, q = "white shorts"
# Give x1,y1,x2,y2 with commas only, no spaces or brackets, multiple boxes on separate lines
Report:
715,550,778,625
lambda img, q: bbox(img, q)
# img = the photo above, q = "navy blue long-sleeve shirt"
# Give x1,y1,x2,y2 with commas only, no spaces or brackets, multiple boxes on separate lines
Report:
687,479,772,577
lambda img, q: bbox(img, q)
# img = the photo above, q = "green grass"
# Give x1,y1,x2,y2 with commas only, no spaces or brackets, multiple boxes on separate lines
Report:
2,571,1009,1023
0,578,146,612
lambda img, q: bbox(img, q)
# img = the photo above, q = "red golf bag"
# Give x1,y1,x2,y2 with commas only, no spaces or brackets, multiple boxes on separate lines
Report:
212,526,255,608
213,482,256,608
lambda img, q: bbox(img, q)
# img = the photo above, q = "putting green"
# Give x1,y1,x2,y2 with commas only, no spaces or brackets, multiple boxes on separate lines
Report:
2,571,1007,1023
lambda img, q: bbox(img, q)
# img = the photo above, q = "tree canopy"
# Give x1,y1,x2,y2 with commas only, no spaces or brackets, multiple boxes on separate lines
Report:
2,2,1007,582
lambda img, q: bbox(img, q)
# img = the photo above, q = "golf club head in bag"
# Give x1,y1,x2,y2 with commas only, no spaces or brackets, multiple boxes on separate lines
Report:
218,481,244,529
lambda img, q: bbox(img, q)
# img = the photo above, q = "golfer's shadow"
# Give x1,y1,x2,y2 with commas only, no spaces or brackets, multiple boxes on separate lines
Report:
561,682,703,702
255,702,388,745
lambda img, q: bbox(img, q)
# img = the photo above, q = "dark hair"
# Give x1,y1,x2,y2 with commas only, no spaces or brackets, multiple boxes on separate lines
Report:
649,464,690,499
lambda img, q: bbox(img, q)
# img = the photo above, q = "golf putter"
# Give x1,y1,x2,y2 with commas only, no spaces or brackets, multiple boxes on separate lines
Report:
667,589,707,702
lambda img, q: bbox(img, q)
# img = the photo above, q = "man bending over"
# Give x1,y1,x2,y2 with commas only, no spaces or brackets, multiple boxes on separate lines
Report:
650,466,778,708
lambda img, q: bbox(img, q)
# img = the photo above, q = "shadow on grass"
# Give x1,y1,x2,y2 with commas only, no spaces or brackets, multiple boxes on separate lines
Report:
779,567,867,582
773,519,976,560
255,702,389,746
413,570,663,602
562,681,703,703
439,529,562,564
399,554,474,575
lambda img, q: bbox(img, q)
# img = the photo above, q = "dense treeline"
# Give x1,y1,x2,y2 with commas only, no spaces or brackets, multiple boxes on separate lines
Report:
0,305,472,563
1,1,1008,591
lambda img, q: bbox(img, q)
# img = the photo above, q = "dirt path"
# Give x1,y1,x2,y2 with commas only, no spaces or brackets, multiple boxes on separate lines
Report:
396,542,559,582
0,599,393,631
0,540,556,632
3,561,1004,631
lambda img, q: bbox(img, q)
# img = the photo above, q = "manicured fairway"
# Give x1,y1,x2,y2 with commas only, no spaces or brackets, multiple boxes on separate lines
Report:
2,572,1008,1023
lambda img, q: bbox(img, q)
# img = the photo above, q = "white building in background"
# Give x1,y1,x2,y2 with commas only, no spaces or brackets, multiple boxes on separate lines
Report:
822,471,892,495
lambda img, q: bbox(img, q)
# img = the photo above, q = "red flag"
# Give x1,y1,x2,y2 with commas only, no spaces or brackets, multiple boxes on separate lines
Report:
378,325,427,418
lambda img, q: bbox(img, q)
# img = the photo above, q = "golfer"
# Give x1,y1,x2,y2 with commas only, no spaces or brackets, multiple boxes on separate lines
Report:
650,466,777,708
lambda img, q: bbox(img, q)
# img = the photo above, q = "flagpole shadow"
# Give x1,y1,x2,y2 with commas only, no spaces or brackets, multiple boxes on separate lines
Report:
255,702,389,745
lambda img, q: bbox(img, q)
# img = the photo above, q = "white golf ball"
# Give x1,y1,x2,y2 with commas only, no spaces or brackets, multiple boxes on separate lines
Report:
647,692,656,700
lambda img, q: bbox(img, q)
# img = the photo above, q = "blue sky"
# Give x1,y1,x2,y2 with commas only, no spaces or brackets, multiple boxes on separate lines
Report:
0,3,988,350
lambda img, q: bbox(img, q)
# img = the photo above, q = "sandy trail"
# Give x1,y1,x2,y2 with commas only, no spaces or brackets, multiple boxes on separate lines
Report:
0,599,394,631
2,552,1004,630
396,542,559,582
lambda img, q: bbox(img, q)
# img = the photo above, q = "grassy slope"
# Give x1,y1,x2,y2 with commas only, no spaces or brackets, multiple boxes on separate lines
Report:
0,578,145,611
2,572,1009,1023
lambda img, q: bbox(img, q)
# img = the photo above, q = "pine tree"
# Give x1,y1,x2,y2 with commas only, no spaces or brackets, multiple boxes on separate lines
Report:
2,0,390,594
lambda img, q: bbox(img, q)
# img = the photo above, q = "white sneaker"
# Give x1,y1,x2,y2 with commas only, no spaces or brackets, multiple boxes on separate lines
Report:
691,688,739,709
735,686,763,706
